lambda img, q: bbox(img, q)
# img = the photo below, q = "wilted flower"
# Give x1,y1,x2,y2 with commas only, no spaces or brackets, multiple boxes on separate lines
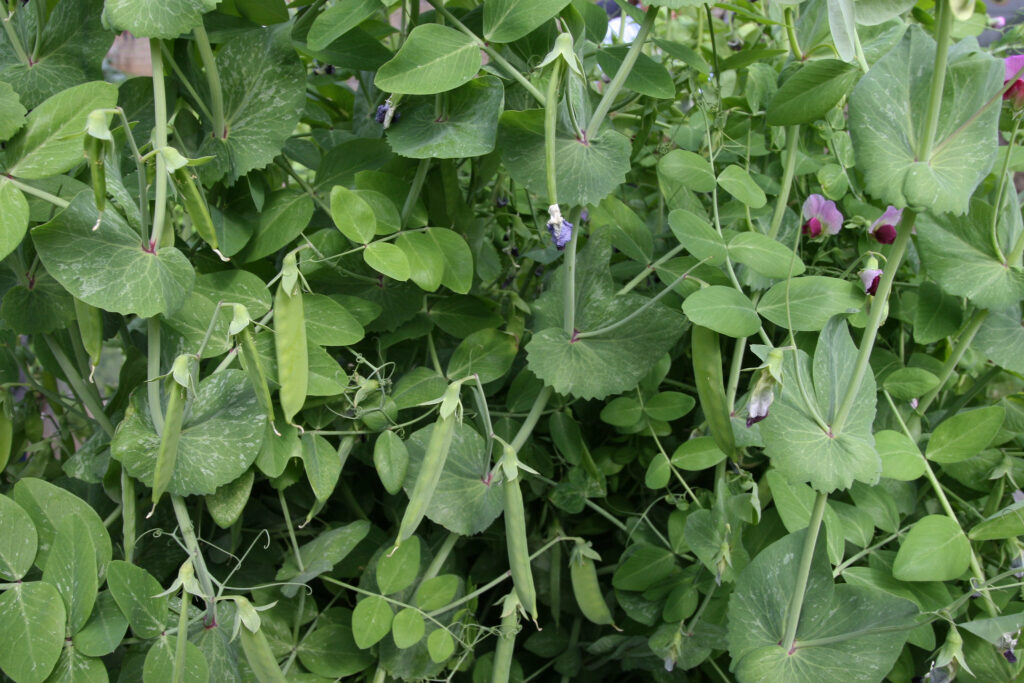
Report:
746,370,776,427
547,204,573,250
1005,55,1024,108
375,98,399,128
997,631,1019,663
801,194,843,237
869,206,902,244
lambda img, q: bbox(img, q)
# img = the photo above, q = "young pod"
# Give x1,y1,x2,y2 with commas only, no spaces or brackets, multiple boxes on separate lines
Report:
502,465,538,623
490,593,520,683
274,253,308,425
569,543,616,628
396,411,455,545
173,167,219,252
73,297,103,369
238,625,287,683
83,134,107,212
237,325,276,434
691,324,735,458
151,357,191,510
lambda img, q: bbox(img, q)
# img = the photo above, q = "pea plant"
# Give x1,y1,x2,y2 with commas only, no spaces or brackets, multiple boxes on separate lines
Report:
3,0,1024,680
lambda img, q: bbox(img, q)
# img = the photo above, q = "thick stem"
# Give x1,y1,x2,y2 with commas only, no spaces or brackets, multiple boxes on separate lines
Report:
193,24,225,138
510,386,553,452
121,470,136,562
831,210,916,434
562,222,579,335
585,5,659,141
150,40,170,247
783,7,803,60
170,495,217,624
5,177,69,208
767,125,799,240
918,0,952,161
616,243,686,295
401,159,430,227
781,492,828,652
545,59,563,205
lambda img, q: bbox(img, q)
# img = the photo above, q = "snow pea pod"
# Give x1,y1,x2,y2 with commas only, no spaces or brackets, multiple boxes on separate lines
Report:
84,134,106,212
569,542,616,628
173,167,219,252
490,594,520,683
151,356,190,510
691,324,735,458
274,253,307,425
396,411,455,546
74,297,103,369
238,625,287,683
503,464,538,623
237,325,276,434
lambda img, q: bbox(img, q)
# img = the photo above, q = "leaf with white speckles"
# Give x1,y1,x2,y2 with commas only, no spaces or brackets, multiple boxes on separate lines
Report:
111,369,266,497
0,582,65,683
31,193,195,318
103,0,210,39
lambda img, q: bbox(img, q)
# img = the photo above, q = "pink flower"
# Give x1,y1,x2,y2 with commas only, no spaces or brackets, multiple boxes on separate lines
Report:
1004,55,1024,108
801,194,843,238
991,16,1006,29
869,206,902,244
859,268,883,296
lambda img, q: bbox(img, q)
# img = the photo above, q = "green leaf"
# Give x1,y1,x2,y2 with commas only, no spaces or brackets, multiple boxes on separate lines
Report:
848,27,1002,214
197,28,306,185
276,522,371,593
377,536,419,595
11,478,112,578
667,209,726,265
916,201,1024,309
759,318,879,492
352,595,394,649
893,515,971,581
592,196,652,263
526,233,684,400
111,369,266,496
253,333,349,397
205,468,254,529
0,493,37,581
855,0,916,25
728,531,917,683
498,109,631,207
670,436,726,471
764,471,845,566
233,190,314,263
728,232,805,279
72,592,128,658
447,328,517,384
596,46,675,99
103,0,209,39
32,193,195,318
375,24,481,95
427,628,455,663
142,634,209,683
644,392,695,421
716,165,767,208
43,645,107,683
484,0,571,42
403,421,503,536
0,582,66,683
645,453,671,488
297,609,373,677
303,293,365,347
0,81,26,141
969,501,1024,541
391,608,426,649
876,430,925,481
684,508,745,583
420,228,473,294
414,575,459,611
757,276,864,332
600,396,643,427
374,431,409,495
307,0,380,51
0,267,75,334
364,242,411,281
42,516,97,635
396,233,444,292
331,186,376,243
926,406,1004,464
883,367,940,401
387,76,504,159
3,81,117,179
974,305,1024,375
767,59,859,125
828,0,857,63
658,150,716,193
0,178,28,263
682,286,760,338
301,434,341,504
106,561,169,639
612,544,676,591
914,281,963,344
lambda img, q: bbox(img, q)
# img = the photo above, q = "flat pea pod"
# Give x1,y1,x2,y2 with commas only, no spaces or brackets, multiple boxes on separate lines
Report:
238,326,276,433
569,544,616,628
84,134,106,212
396,411,455,546
238,626,287,683
691,324,735,458
0,408,11,472
490,594,519,683
274,253,308,425
151,376,186,509
503,468,538,622
173,167,219,252
73,297,103,369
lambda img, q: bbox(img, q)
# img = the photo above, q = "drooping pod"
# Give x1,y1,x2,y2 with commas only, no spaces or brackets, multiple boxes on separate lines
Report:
395,411,456,546
569,541,617,628
274,253,308,425
499,442,538,623
490,593,520,683
73,297,103,370
84,134,107,213
233,305,277,435
173,166,220,255
150,355,191,512
691,324,735,458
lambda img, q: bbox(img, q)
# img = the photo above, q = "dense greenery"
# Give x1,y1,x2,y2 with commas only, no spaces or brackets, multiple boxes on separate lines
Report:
2,0,1024,681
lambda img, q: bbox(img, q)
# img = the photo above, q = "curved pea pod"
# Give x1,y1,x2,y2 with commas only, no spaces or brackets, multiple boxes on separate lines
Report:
490,593,520,683
502,464,538,623
237,325,277,434
396,411,455,546
83,134,107,213
274,254,308,425
569,542,617,628
173,167,220,254
238,625,287,683
73,297,103,370
151,358,190,512
691,324,735,458
0,407,11,473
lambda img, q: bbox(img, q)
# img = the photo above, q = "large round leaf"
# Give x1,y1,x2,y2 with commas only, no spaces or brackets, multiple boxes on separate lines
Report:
375,24,481,95
111,369,266,496
104,0,209,39
387,77,504,159
32,193,195,318
0,582,66,683
0,178,28,261
484,0,571,43
757,277,863,332
682,286,760,338
403,421,503,536
0,493,37,581
766,59,860,126
893,515,971,582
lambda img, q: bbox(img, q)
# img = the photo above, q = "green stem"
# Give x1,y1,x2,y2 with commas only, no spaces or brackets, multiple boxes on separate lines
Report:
781,492,828,652
784,7,802,60
420,532,459,585
725,334,747,413
114,108,151,238
914,309,989,419
585,5,659,141
563,219,579,335
510,386,553,452
42,336,114,436
170,495,218,625
616,243,686,295
2,12,29,65
831,209,916,435
575,267,697,340
401,159,430,227
545,59,563,205
121,470,136,562
173,585,189,683
193,23,226,138
5,177,69,208
989,119,1020,264
833,528,903,577
150,39,170,247
918,0,952,161
767,125,799,240
852,26,869,72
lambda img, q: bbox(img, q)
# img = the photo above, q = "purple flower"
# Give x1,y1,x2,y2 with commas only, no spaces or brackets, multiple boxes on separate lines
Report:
375,104,389,124
860,268,883,296
547,218,573,249
869,206,902,244
801,194,843,238
991,16,1007,29
746,371,775,427
1005,55,1024,108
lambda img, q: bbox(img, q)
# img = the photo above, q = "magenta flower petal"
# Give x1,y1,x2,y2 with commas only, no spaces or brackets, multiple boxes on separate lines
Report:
860,268,883,295
1005,55,1024,83
801,194,843,237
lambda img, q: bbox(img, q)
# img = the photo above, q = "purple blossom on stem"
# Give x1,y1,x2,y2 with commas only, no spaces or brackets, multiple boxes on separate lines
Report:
860,268,883,296
547,218,573,249
869,206,902,244
801,194,843,237
746,371,775,427
1005,55,1024,108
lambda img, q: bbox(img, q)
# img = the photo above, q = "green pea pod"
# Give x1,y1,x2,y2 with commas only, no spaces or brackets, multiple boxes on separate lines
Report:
73,297,103,369
396,411,455,545
490,594,519,683
0,408,11,473
238,626,287,683
569,545,616,628
84,134,106,212
151,379,186,509
274,254,308,425
238,326,277,433
691,324,735,458
503,468,538,623
173,167,219,252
